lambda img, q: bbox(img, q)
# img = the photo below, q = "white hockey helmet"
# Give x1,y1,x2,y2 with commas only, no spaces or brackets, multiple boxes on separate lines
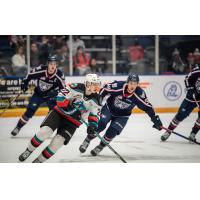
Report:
85,73,101,85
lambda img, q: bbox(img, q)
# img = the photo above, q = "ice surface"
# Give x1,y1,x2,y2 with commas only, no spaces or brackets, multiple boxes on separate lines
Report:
0,113,200,163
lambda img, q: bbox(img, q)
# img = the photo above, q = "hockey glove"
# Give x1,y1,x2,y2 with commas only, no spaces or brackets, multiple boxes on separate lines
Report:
21,81,28,93
64,106,81,121
47,90,59,98
87,123,98,135
151,115,163,131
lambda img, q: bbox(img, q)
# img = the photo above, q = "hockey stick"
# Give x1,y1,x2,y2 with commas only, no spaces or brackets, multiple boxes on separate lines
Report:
80,118,127,163
161,126,200,145
0,93,21,117
193,94,200,110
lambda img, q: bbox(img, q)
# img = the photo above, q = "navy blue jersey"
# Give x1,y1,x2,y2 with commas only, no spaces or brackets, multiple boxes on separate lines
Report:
100,81,156,118
23,65,65,97
185,65,200,101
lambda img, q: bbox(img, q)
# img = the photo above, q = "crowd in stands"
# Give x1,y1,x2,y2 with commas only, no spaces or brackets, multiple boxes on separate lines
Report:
161,48,200,75
0,35,200,76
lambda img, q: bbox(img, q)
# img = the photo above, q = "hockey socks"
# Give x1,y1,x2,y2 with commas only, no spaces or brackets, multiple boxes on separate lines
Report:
34,134,65,163
27,126,53,152
167,117,180,132
16,115,29,129
36,146,55,163
191,118,200,135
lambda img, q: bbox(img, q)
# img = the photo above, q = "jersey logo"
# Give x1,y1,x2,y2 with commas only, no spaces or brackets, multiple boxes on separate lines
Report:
114,97,131,109
39,80,53,91
70,83,78,88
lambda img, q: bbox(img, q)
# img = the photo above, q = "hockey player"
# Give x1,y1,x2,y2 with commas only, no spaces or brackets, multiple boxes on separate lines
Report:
18,74,101,163
79,73,163,156
11,55,65,136
161,65,200,142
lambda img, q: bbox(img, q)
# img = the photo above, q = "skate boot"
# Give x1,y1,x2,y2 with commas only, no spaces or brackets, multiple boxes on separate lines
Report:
79,139,90,153
11,127,20,136
19,149,32,162
90,144,104,156
32,158,41,163
189,132,196,143
161,131,171,141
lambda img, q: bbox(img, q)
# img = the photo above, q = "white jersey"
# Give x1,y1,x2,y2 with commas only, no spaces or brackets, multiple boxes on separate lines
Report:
54,83,101,126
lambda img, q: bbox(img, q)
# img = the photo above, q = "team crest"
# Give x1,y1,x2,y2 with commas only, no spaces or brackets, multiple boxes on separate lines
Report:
39,80,53,91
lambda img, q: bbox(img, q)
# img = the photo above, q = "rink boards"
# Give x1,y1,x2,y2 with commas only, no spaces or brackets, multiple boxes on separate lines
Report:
1,75,198,117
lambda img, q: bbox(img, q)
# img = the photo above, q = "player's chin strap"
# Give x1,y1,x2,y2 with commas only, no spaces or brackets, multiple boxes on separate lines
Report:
0,92,22,117
161,126,200,145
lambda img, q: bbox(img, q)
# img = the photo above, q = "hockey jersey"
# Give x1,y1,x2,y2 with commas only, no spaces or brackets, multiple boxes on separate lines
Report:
54,83,101,127
100,81,156,118
23,65,65,97
185,65,200,102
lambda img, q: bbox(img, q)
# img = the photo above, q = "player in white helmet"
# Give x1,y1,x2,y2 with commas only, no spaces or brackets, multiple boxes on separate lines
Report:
18,74,102,163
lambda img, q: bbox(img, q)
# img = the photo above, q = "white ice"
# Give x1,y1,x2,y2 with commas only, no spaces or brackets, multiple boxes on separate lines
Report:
0,113,200,163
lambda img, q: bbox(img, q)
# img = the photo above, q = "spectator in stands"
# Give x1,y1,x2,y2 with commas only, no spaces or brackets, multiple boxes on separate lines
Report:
90,58,102,74
12,46,26,67
9,36,25,49
193,48,200,64
56,44,69,75
128,38,144,62
171,48,185,74
53,36,65,51
11,46,27,76
127,38,146,74
73,46,90,75
187,52,195,72
67,35,85,55
30,42,40,68
38,36,52,65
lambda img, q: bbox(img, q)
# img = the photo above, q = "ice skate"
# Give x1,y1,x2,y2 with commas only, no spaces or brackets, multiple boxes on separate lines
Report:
32,158,41,163
79,139,90,153
11,127,20,136
161,131,171,141
90,144,104,156
189,132,196,143
19,149,32,162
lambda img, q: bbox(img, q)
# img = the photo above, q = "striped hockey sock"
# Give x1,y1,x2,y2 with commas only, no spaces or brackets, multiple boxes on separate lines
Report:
37,146,55,163
192,118,200,134
28,134,43,152
168,117,180,132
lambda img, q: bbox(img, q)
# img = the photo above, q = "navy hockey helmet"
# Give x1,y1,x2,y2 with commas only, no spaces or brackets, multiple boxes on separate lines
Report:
127,73,139,83
48,55,58,63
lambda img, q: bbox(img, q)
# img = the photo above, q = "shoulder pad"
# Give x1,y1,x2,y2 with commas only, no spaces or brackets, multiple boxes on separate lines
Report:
57,69,65,80
135,87,146,98
69,83,85,93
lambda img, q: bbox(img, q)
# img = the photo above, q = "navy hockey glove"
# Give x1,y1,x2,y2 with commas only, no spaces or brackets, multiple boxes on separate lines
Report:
21,81,28,92
151,115,163,131
47,90,59,98
87,123,98,135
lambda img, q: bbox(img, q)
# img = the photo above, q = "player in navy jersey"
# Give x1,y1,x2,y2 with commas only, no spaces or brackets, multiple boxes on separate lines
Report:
11,55,65,136
79,73,163,156
161,65,200,142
